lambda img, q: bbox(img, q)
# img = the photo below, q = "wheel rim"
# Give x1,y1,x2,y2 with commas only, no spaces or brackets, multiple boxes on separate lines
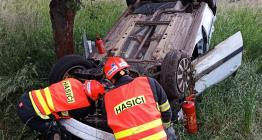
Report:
176,58,190,93
63,65,89,79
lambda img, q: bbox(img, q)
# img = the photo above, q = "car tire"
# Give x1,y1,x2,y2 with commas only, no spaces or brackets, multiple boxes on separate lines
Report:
160,50,191,120
48,54,95,84
160,50,191,101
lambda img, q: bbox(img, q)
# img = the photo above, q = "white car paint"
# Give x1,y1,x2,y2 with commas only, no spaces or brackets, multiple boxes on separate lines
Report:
193,32,243,94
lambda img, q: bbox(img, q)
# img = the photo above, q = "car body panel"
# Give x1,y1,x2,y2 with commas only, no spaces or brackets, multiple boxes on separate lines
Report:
60,119,115,140
193,32,243,94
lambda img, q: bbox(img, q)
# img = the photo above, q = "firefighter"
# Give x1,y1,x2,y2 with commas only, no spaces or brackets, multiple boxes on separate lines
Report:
17,78,104,139
103,57,177,140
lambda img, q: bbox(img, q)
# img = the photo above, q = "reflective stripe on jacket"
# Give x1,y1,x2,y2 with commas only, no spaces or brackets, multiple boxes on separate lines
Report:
29,78,90,119
105,77,167,140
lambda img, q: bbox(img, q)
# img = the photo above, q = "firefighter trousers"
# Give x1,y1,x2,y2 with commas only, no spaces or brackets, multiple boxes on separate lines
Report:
17,92,52,134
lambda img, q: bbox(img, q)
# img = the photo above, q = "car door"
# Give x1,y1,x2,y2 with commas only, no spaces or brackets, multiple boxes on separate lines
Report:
192,32,243,94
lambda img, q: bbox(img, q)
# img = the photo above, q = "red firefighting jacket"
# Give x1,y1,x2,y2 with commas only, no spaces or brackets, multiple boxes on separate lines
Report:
105,77,167,140
29,78,90,119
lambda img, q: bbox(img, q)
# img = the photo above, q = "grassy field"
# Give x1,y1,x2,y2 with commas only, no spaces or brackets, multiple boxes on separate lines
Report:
0,0,261,139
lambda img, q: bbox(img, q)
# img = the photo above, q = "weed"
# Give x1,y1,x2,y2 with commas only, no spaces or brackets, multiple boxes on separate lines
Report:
0,0,261,139
0,0,124,139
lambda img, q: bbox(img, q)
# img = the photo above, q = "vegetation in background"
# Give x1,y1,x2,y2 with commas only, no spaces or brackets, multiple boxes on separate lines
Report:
0,0,261,139
0,0,124,139
0,0,54,138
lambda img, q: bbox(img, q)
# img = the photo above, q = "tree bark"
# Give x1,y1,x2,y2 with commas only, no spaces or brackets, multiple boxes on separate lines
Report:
50,0,76,59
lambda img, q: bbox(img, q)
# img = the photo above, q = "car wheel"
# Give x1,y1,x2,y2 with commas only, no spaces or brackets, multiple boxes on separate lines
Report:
160,50,191,120
48,54,95,84
160,50,191,101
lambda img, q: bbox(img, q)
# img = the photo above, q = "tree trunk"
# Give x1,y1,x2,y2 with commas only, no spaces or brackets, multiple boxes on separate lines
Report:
50,0,76,59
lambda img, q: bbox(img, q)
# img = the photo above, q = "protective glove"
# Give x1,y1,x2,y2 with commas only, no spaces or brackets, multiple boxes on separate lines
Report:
165,126,177,140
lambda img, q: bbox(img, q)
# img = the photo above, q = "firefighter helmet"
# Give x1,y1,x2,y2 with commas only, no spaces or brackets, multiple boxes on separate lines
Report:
84,80,105,101
103,57,130,80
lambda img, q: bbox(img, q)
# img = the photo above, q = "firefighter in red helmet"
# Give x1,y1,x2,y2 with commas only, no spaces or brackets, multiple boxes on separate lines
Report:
17,78,104,139
103,57,177,140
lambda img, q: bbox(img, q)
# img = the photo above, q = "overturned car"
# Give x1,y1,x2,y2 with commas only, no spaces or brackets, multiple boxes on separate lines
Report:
48,0,243,139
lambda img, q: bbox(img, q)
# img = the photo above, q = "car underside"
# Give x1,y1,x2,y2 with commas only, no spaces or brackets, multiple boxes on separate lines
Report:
48,0,243,139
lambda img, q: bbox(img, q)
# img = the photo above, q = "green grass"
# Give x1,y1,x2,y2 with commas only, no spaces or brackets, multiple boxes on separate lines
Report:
175,2,262,139
0,0,125,139
176,61,262,140
0,1,54,139
211,6,262,63
0,0,261,139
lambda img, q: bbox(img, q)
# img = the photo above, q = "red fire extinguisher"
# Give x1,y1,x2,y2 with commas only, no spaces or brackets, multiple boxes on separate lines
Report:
182,95,198,134
95,36,105,54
